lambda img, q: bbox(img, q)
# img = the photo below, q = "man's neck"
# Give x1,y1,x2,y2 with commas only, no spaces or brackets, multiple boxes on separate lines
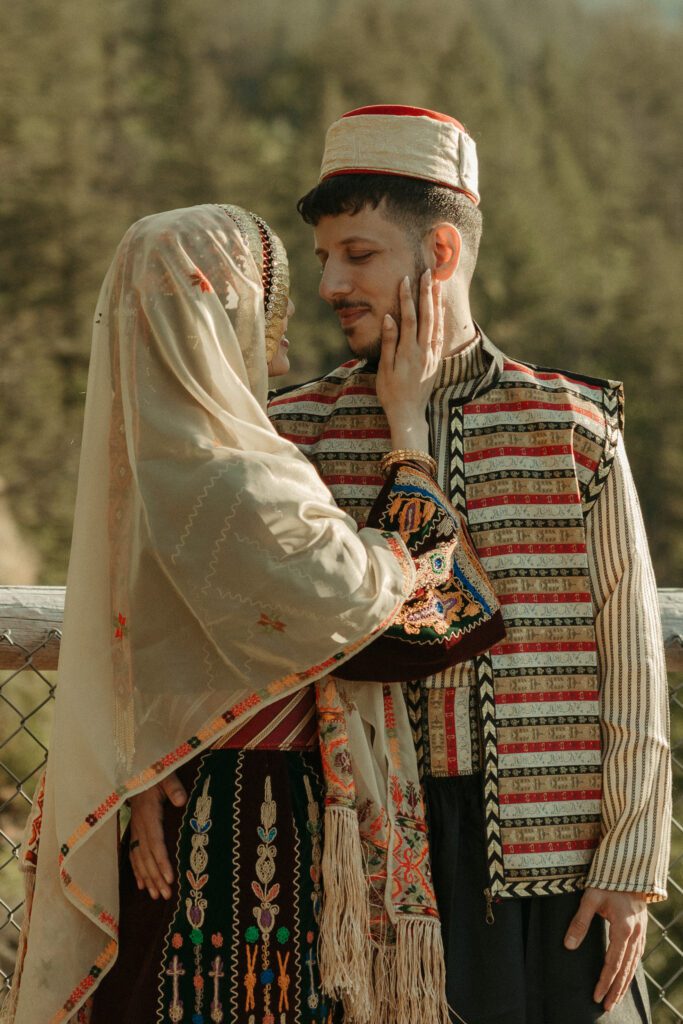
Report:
441,302,477,357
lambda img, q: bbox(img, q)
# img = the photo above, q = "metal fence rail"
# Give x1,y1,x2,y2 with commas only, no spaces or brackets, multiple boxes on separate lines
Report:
1,586,683,1020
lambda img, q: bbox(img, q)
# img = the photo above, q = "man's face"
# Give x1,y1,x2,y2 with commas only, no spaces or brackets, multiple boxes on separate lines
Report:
314,201,424,360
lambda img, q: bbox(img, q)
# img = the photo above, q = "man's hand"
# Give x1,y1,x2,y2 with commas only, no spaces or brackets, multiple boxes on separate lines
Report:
128,771,187,900
563,887,648,1012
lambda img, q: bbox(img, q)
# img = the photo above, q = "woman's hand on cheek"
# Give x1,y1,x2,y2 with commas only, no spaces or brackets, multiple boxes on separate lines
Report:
376,270,443,451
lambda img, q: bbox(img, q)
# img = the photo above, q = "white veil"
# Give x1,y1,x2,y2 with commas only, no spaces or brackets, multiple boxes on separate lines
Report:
10,205,414,1023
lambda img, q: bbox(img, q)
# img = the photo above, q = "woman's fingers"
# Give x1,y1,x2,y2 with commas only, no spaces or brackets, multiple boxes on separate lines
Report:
394,271,437,368
398,276,418,349
140,817,175,890
377,269,442,436
129,841,159,898
129,843,146,891
128,785,175,900
160,771,188,809
432,280,444,357
417,269,434,352
380,312,399,368
130,833,172,900
129,835,160,898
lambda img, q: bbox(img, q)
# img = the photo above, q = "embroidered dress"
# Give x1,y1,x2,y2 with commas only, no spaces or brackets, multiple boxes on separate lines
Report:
160,751,329,1024
89,457,492,1024
91,745,337,1024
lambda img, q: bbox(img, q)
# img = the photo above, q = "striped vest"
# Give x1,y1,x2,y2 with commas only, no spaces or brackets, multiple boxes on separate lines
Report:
269,334,623,901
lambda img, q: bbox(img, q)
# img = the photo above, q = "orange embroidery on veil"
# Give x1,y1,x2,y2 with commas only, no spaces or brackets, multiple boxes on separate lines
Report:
257,613,286,632
113,612,128,639
190,269,213,292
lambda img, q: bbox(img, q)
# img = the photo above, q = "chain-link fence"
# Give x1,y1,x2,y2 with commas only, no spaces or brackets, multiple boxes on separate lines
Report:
1,587,682,1020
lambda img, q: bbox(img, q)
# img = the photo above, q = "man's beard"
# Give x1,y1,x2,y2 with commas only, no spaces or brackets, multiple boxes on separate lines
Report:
343,253,427,362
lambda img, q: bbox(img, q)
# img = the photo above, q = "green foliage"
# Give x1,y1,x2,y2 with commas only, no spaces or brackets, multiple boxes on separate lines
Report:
0,0,681,583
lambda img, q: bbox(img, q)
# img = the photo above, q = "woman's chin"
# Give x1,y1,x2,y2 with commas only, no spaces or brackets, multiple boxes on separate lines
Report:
267,354,291,378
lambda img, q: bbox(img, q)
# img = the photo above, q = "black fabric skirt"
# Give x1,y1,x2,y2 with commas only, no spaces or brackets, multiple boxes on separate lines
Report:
91,749,337,1024
424,773,651,1024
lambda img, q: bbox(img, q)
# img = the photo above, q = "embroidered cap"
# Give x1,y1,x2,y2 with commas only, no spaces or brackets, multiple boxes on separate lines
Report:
319,104,480,205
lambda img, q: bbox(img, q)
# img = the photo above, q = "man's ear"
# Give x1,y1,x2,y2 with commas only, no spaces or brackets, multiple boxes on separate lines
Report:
428,223,462,281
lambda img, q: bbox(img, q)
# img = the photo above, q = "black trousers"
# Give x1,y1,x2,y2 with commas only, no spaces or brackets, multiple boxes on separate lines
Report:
424,774,651,1024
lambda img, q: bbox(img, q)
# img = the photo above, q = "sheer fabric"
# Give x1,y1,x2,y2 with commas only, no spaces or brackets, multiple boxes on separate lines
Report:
9,206,414,1024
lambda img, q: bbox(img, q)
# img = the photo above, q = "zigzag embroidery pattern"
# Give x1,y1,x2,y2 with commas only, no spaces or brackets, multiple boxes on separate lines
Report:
201,488,247,595
228,750,244,1022
581,387,621,518
171,465,230,566
476,653,505,896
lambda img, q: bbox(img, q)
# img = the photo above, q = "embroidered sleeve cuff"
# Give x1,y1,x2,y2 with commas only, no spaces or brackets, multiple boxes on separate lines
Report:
380,531,417,598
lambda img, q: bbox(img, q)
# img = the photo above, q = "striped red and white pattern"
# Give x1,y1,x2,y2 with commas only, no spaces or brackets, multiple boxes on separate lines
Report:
213,686,317,750
269,335,670,902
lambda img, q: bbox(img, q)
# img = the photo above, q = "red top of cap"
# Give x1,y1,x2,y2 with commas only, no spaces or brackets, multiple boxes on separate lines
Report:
341,104,466,134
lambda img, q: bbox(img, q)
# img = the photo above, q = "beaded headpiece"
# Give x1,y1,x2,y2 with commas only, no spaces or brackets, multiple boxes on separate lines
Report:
219,204,290,361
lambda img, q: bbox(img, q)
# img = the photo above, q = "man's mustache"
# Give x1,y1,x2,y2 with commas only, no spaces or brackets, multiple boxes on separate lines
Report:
332,300,373,312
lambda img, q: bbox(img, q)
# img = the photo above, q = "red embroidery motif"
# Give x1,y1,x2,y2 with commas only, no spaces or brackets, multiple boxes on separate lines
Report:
24,771,46,866
257,613,286,632
190,269,212,293
113,612,128,639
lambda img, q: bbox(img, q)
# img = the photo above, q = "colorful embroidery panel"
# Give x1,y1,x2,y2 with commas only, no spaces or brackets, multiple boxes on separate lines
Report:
157,749,335,1024
373,466,500,647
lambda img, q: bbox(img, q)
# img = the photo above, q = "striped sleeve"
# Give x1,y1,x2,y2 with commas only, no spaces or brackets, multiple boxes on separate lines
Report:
584,433,671,900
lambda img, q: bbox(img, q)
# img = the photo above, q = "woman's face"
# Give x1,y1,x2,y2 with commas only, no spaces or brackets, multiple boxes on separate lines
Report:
267,298,294,378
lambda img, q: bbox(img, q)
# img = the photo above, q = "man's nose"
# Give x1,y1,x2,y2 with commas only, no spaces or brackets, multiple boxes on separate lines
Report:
319,261,352,304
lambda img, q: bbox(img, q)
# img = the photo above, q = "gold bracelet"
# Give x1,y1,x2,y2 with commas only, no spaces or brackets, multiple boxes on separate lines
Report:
380,449,437,473
380,448,438,478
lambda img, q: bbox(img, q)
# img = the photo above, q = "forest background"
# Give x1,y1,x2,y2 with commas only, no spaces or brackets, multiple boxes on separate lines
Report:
0,0,681,586
0,0,682,1013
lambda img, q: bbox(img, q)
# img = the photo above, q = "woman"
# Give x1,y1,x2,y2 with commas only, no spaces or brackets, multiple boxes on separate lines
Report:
6,204,503,1024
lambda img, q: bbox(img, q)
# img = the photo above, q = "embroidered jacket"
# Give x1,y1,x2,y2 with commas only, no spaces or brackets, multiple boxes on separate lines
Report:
269,334,670,904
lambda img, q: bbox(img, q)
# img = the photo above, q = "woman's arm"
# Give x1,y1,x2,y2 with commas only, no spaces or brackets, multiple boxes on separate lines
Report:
335,459,505,681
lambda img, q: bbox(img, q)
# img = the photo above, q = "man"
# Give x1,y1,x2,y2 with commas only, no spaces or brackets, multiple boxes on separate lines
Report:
268,104,671,1023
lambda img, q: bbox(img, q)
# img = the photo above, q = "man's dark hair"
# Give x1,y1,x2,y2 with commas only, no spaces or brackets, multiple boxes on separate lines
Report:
297,174,482,280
